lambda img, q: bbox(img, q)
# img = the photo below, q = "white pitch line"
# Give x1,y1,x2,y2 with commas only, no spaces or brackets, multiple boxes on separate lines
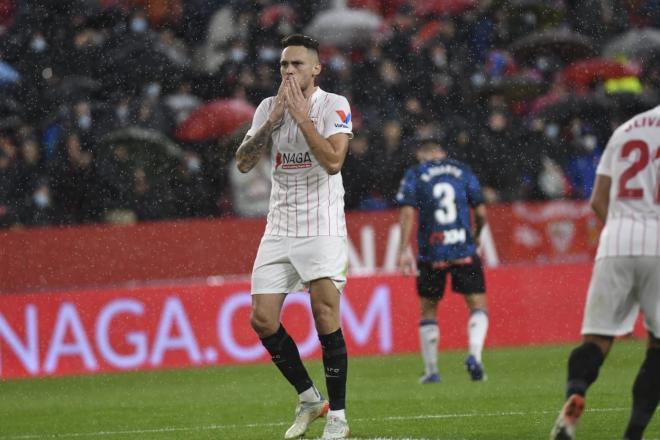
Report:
0,407,635,439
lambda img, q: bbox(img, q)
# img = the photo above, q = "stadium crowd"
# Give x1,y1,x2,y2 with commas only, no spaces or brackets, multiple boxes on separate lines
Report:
0,0,659,227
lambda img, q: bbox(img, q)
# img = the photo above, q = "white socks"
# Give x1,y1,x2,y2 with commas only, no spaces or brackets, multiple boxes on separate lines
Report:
419,319,439,375
299,385,322,403
300,386,346,421
328,409,346,420
468,309,489,363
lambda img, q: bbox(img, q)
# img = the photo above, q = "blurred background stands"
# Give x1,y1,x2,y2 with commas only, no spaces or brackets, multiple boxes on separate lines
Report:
0,0,658,228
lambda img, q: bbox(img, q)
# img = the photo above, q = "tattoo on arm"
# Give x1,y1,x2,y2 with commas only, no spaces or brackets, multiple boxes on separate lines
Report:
235,120,275,173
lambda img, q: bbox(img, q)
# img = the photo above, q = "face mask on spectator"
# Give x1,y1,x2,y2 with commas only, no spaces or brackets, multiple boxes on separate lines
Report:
30,37,47,52
536,56,550,72
278,21,293,36
116,105,129,120
186,156,201,173
131,17,148,33
259,47,278,62
230,48,246,62
432,53,447,69
545,123,559,139
33,191,50,208
78,115,92,130
329,56,346,71
582,134,598,152
470,72,485,87
145,82,161,98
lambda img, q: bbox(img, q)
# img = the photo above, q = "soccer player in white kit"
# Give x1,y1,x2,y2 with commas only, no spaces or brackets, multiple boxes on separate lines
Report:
235,34,352,440
551,105,660,440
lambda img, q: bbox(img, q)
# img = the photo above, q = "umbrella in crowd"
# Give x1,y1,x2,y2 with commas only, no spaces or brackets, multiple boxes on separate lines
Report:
0,0,16,35
603,28,660,61
605,91,659,121
347,0,407,18
175,99,256,142
500,0,565,31
537,93,608,123
509,29,596,63
414,0,478,17
537,91,658,124
259,4,296,28
98,40,189,93
44,75,102,105
304,7,383,47
560,58,641,87
476,74,547,102
98,127,183,182
500,0,564,16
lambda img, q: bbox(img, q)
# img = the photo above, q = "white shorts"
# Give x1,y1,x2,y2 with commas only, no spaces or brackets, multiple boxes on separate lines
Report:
251,235,348,295
581,256,660,337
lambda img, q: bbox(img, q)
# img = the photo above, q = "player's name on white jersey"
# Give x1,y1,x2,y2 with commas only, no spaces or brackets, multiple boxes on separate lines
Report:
622,115,660,132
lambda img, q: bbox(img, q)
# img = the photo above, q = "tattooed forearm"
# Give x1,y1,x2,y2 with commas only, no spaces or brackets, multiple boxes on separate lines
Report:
235,119,276,173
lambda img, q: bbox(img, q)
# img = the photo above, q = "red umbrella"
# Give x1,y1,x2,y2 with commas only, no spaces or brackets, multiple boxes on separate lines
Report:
0,0,16,34
348,0,407,18
259,4,295,28
414,0,478,17
175,99,256,142
561,58,641,86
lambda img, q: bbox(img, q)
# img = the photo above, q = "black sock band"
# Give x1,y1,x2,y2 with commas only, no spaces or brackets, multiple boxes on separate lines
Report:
319,328,348,411
260,325,313,394
624,348,660,440
566,342,604,398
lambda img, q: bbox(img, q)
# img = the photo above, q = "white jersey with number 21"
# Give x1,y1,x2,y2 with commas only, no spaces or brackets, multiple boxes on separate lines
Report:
595,105,660,259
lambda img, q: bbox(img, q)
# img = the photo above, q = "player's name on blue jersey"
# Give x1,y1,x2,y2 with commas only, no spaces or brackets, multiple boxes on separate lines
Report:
420,164,463,181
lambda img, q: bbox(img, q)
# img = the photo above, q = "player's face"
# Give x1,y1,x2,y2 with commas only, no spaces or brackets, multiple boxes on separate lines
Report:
280,46,321,92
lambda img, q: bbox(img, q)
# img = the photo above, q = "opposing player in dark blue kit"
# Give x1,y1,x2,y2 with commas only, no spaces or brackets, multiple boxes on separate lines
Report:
396,138,489,383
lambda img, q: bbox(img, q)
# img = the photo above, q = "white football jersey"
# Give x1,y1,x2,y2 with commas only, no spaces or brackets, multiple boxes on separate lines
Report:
595,104,660,258
246,87,353,237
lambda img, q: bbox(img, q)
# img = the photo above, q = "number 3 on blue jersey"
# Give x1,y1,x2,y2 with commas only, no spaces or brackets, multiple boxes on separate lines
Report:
433,182,457,224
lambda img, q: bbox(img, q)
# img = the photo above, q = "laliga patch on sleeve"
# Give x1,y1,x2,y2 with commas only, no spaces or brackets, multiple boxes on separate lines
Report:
335,110,351,128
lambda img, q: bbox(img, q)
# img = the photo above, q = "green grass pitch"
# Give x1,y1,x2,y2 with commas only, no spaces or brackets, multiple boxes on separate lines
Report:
1,340,658,439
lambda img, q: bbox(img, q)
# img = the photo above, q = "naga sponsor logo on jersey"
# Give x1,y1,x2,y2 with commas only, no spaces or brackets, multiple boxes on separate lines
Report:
275,151,313,169
429,228,467,246
335,110,351,129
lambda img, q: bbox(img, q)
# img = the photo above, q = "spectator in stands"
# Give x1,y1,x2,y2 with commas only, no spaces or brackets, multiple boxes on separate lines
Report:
170,150,215,219
370,119,415,207
228,149,271,217
472,108,525,202
562,120,603,200
49,131,100,224
342,134,376,211
131,167,174,221
19,177,63,226
164,79,202,124
0,147,19,227
96,143,137,223
14,137,46,205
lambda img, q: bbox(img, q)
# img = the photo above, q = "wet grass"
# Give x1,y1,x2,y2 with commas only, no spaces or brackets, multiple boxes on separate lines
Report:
1,340,658,439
